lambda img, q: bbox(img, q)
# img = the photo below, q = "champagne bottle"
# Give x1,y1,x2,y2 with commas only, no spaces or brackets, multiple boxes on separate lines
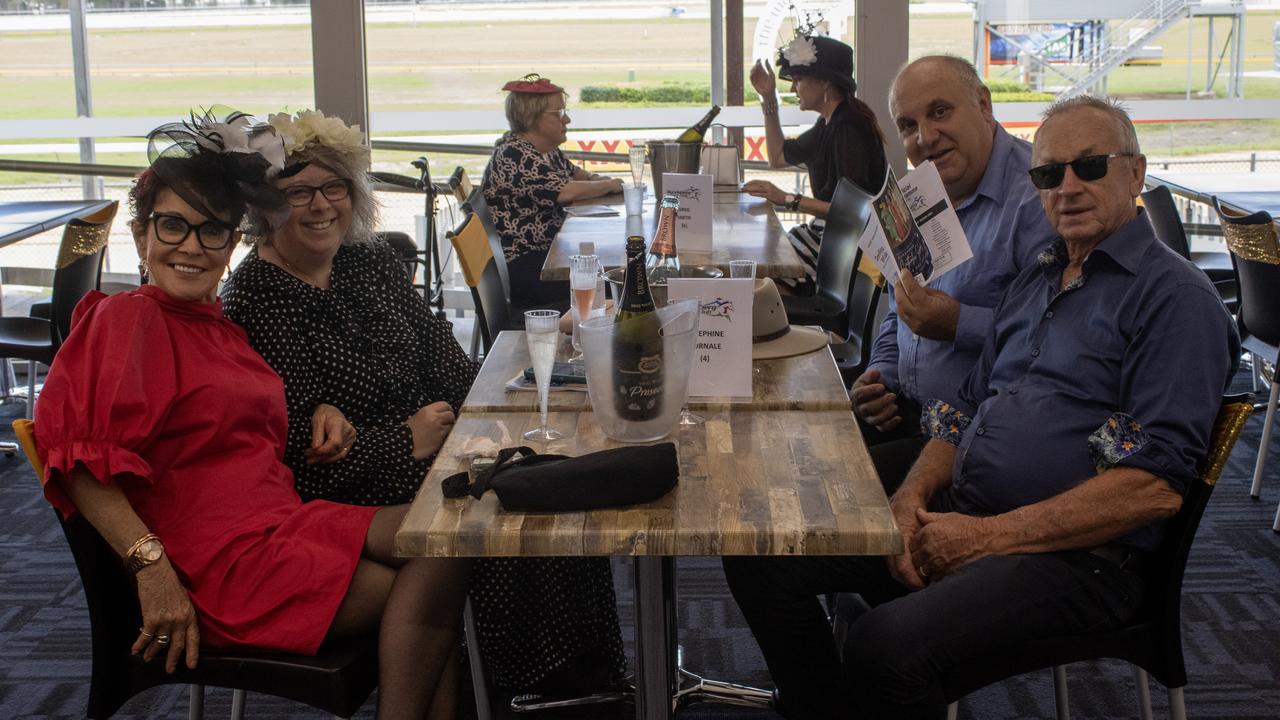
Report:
674,105,721,143
613,235,664,421
646,193,681,285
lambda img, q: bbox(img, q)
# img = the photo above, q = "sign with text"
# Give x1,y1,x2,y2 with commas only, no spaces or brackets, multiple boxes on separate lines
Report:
661,172,713,252
667,277,753,399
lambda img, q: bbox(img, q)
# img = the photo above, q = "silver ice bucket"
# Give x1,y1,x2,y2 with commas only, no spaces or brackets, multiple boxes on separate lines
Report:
647,141,702,197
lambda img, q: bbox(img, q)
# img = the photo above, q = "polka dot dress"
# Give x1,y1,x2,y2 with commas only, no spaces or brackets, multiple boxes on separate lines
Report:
222,239,627,692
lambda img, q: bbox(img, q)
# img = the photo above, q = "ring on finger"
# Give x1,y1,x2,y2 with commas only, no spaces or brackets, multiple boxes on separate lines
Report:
138,628,154,639
917,566,929,579
155,634,171,646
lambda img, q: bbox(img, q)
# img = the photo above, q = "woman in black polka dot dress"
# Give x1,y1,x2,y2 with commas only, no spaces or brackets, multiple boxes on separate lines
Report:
222,110,627,698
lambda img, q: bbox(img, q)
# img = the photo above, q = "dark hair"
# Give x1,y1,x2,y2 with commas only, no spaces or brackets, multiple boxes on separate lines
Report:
128,167,166,226
843,91,886,146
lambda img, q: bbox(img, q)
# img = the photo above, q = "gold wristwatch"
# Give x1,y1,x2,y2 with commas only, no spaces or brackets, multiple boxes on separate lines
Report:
124,533,164,574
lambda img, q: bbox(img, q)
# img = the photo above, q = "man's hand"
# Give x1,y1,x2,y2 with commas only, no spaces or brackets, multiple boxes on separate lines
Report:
895,270,961,341
406,401,456,460
742,179,786,206
305,403,357,465
885,492,927,590
851,369,902,432
910,509,995,580
133,559,200,673
749,59,777,97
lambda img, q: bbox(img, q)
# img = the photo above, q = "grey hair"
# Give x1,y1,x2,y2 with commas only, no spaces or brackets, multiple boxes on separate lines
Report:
505,88,568,134
242,144,380,246
1039,95,1141,155
890,54,985,109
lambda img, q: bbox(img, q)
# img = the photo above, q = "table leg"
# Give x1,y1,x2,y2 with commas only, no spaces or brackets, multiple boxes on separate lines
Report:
633,556,677,720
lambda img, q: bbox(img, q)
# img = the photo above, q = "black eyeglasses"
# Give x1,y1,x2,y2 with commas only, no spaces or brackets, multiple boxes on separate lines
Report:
150,213,236,250
281,178,351,207
1028,153,1134,190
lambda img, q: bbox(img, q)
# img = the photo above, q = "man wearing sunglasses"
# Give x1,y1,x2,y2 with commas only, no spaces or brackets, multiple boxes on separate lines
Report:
850,55,1055,491
725,96,1239,719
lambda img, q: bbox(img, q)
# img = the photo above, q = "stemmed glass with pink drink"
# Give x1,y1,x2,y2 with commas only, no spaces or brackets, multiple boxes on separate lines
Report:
567,254,600,364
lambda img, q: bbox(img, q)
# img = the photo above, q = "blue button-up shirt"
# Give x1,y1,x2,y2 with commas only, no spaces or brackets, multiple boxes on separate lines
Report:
926,209,1240,551
868,125,1055,408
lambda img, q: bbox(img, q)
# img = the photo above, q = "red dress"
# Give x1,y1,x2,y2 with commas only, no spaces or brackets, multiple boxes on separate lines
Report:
36,285,379,655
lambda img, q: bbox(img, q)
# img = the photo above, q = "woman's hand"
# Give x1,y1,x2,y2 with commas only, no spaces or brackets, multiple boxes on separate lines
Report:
406,401,456,460
742,179,786,206
750,59,777,97
132,559,200,673
305,403,357,465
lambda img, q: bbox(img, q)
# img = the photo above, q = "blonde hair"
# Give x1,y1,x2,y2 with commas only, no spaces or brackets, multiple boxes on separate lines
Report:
505,88,569,134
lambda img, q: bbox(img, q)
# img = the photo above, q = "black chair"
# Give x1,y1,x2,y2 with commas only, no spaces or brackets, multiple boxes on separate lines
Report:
1142,186,1236,310
934,394,1254,720
373,230,424,285
830,264,884,386
782,177,876,335
447,211,513,356
12,419,379,720
1215,197,1280,531
0,202,115,418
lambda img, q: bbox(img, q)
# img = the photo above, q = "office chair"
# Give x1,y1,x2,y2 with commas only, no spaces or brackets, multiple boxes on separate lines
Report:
782,177,876,335
937,394,1254,720
11,419,379,719
1215,197,1280,531
0,202,116,419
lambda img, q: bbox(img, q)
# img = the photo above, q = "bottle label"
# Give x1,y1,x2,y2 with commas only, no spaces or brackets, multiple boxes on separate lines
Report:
650,207,677,256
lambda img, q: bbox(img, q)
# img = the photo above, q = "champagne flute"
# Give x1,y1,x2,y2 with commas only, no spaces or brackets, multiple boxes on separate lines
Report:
523,310,563,441
567,254,599,364
628,140,646,187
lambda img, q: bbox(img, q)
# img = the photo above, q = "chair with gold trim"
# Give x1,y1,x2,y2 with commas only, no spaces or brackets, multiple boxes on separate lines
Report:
12,419,379,720
935,394,1254,720
1215,197,1280,531
0,202,116,418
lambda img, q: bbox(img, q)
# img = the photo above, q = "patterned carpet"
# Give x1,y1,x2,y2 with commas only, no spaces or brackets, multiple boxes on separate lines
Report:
2,369,1278,719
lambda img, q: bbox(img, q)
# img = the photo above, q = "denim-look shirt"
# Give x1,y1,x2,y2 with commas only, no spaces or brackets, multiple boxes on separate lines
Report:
868,125,1054,408
922,209,1240,551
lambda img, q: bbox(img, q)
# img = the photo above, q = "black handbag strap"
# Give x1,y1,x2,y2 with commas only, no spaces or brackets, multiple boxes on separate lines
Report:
440,446,569,500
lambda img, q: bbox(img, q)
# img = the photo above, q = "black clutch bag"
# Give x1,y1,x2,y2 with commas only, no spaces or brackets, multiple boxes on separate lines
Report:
440,443,679,512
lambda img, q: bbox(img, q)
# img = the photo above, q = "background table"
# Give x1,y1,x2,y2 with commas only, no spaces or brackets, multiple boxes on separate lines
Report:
1147,171,1280,219
544,191,802,282
461,330,852,414
0,200,116,247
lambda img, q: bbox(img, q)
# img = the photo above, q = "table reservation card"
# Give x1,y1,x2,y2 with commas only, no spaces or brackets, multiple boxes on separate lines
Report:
667,277,753,399
661,172,714,252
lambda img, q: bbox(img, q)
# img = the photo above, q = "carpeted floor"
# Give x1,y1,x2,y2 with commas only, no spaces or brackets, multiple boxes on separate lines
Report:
2,367,1278,719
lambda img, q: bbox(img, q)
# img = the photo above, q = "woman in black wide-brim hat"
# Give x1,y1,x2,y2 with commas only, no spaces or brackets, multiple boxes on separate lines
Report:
743,34,889,294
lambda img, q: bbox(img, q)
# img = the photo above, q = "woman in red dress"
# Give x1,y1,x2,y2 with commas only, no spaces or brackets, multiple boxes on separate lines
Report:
34,113,470,719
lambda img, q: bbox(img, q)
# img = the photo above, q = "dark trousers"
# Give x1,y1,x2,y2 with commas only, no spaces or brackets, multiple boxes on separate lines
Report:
722,524,1145,719
858,396,926,496
508,250,570,312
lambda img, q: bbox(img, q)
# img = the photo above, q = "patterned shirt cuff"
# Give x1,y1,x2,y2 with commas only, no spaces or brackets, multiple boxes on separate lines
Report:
921,400,971,446
1088,412,1151,471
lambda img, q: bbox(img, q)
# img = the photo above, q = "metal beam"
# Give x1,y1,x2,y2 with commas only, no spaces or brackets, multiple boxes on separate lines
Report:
856,0,908,174
310,0,370,146
69,0,100,200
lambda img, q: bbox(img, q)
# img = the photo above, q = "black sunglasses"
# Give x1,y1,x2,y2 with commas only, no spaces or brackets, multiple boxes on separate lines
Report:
149,213,236,250
281,178,352,207
1028,153,1134,190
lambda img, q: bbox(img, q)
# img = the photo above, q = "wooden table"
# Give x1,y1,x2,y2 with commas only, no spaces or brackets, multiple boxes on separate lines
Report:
460,330,852,414
399,339,896,719
543,190,802,282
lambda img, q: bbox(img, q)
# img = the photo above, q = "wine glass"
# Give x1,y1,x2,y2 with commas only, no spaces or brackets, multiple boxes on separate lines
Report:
523,310,563,442
629,140,646,187
567,254,600,364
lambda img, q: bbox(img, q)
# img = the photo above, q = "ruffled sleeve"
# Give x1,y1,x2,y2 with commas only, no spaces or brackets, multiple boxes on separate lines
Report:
34,291,176,518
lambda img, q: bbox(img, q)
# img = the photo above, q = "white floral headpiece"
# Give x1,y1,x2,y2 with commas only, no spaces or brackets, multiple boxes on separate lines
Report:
782,35,818,68
267,109,370,171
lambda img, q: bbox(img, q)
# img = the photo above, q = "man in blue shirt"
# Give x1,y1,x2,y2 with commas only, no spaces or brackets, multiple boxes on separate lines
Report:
725,96,1239,719
852,56,1054,488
